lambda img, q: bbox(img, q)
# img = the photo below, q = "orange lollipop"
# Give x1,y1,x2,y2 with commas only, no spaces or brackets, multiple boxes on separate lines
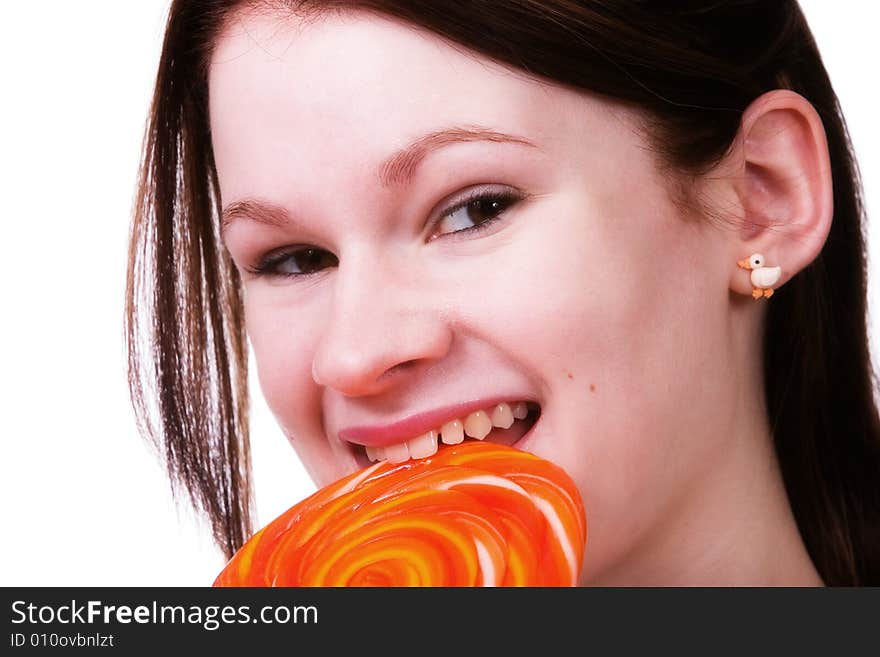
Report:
214,442,586,586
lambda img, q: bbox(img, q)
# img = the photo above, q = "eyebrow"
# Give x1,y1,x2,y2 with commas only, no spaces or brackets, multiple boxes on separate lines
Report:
221,198,292,237
378,125,538,187
220,126,538,236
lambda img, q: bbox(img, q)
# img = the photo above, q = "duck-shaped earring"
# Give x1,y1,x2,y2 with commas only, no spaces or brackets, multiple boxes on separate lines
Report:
737,253,782,299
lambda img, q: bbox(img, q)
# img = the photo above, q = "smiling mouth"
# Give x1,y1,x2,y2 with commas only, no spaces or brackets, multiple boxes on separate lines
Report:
349,401,542,469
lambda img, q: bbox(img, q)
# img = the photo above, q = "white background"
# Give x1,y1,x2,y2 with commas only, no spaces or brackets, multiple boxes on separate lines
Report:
1,1,876,586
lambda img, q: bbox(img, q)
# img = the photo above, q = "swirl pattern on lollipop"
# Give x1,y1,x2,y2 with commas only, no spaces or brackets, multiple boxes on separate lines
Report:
214,442,586,586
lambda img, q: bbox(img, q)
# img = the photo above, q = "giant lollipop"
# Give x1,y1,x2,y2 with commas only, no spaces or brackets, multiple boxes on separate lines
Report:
215,441,586,586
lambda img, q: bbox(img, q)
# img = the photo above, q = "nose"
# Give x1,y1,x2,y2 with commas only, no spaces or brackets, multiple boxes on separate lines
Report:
311,252,453,397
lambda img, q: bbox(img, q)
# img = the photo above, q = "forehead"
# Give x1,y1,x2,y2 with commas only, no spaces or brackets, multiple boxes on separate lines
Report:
210,10,550,130
208,11,617,192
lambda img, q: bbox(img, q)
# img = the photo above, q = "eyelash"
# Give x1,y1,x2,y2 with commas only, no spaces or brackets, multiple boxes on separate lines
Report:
244,188,524,280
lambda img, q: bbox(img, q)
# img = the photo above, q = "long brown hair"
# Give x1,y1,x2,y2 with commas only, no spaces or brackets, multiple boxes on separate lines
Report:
126,0,880,584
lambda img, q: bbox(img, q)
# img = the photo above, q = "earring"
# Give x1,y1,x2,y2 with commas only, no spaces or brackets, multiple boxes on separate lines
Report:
737,253,781,299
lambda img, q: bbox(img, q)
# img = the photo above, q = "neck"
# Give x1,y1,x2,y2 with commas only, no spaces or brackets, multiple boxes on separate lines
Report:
588,427,823,585
640,442,821,585
586,317,824,586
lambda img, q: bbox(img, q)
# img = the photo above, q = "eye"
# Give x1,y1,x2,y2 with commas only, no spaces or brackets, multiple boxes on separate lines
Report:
245,246,338,280
242,186,524,281
429,187,524,241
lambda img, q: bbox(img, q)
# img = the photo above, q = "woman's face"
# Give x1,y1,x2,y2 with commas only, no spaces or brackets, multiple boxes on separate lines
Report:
210,10,734,583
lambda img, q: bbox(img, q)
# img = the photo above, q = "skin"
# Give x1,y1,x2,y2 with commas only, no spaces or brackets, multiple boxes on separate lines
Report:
209,9,831,585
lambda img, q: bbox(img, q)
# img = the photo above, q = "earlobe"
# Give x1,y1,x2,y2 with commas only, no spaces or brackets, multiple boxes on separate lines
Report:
728,89,833,299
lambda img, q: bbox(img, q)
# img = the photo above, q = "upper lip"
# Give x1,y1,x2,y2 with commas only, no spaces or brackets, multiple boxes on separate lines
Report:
337,396,534,448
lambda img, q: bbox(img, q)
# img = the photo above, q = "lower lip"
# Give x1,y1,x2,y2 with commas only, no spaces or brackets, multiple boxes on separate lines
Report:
350,406,542,470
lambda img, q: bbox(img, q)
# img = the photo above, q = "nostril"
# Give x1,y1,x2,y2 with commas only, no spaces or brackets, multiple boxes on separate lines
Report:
378,359,420,382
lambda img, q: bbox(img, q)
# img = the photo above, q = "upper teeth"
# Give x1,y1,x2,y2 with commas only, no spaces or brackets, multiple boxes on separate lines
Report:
363,401,531,464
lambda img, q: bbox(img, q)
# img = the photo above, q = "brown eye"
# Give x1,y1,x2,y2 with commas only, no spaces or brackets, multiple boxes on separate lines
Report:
432,189,523,239
248,247,339,279
279,248,337,276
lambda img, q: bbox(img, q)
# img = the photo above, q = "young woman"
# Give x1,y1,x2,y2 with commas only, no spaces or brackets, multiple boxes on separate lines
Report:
126,0,880,585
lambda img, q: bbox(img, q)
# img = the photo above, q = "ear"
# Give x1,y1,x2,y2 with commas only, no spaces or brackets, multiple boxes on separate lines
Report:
725,89,833,297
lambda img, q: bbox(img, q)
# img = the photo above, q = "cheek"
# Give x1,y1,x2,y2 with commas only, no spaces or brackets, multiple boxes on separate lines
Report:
459,191,666,368
243,292,322,438
483,187,720,573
